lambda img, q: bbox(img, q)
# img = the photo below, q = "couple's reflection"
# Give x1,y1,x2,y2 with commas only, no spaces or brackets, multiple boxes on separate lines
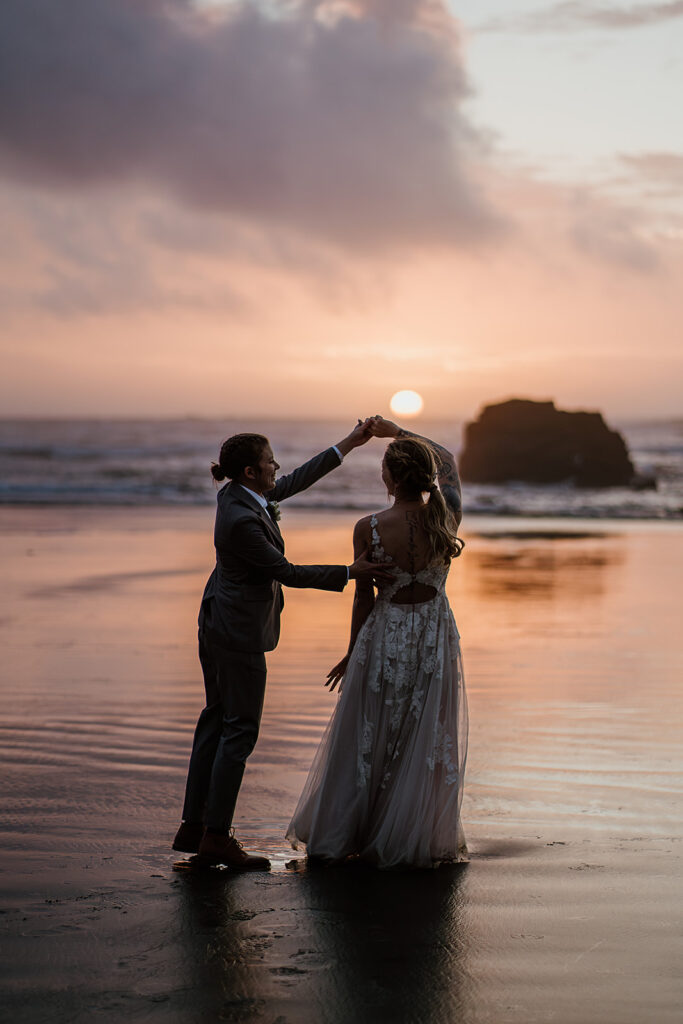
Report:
291,861,470,1023
174,859,470,1023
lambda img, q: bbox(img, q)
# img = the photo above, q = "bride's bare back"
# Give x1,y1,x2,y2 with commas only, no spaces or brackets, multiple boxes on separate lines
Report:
367,505,447,605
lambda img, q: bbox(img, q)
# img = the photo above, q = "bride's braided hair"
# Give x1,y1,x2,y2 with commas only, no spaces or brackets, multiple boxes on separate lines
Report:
384,437,463,563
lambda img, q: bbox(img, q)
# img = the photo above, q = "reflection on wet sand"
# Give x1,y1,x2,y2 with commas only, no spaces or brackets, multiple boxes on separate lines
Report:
468,541,622,600
173,861,470,1024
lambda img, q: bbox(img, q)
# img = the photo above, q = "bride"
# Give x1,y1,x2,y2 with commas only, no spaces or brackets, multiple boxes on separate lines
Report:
287,416,468,868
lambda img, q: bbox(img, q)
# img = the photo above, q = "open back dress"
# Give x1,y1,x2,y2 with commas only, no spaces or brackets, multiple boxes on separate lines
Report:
287,512,468,868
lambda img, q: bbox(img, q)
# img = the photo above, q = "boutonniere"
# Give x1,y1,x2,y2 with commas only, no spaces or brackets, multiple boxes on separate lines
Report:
267,500,281,522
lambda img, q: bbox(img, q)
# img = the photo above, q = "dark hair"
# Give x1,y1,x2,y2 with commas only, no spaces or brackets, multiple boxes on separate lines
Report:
383,437,463,563
211,433,269,482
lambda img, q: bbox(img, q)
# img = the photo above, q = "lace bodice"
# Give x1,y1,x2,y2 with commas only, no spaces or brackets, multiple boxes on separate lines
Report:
370,514,449,603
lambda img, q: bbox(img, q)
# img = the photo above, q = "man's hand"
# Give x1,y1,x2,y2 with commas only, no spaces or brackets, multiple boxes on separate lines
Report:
335,418,374,457
367,415,400,439
348,545,395,584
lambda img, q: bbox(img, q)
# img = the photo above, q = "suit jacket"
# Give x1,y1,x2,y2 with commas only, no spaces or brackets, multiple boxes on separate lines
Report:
200,446,348,653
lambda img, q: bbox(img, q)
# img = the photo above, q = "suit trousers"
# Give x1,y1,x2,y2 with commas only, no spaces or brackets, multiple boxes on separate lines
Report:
181,619,267,833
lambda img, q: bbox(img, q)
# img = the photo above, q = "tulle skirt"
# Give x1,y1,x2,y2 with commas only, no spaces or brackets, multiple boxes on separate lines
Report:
287,594,468,869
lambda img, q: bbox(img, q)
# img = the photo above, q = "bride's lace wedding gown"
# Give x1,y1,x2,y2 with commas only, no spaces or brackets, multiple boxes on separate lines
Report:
287,514,468,868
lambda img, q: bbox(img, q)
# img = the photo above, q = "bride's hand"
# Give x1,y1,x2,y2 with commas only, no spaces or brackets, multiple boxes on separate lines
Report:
335,418,374,455
326,654,350,692
368,416,400,439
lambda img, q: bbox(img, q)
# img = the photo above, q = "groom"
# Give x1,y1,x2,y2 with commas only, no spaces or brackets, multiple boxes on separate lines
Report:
173,420,388,869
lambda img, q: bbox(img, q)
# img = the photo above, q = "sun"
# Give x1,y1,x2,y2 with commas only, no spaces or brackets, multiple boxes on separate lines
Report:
389,390,424,417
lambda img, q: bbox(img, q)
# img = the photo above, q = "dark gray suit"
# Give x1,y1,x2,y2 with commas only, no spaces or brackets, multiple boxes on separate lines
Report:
181,446,348,832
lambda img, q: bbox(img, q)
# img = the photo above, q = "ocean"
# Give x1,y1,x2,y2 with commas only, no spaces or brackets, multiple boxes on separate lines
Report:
0,416,681,519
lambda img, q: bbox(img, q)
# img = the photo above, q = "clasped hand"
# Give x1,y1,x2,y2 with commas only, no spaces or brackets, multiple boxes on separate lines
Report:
339,415,400,452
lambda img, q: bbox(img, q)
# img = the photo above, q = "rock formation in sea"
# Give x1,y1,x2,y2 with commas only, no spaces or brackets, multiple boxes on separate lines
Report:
459,399,636,487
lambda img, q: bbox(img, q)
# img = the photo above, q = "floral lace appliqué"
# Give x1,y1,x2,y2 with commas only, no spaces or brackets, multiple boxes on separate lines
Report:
427,721,458,786
350,513,462,793
357,715,375,787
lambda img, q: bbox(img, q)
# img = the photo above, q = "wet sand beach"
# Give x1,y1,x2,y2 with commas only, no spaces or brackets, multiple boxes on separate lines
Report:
1,507,682,1022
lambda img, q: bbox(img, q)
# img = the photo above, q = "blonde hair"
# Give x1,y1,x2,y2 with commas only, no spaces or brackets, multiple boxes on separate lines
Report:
383,437,463,563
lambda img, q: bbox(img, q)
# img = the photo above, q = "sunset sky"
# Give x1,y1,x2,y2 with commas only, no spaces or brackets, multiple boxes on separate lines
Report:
1,0,681,419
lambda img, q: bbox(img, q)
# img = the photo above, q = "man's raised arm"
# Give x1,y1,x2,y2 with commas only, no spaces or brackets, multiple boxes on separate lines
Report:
269,419,373,503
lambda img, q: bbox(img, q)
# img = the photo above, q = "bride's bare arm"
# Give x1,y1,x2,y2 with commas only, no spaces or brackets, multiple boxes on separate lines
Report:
326,517,376,691
370,416,463,528
347,519,377,649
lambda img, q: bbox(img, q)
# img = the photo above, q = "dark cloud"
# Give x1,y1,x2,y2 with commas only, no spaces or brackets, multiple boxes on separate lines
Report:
479,1,683,33
0,0,500,251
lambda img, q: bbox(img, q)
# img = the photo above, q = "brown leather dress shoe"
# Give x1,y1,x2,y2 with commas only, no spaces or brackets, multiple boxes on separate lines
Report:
172,821,205,853
197,831,271,871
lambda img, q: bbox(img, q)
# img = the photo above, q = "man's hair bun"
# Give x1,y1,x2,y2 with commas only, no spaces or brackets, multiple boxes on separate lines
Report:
211,433,269,482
